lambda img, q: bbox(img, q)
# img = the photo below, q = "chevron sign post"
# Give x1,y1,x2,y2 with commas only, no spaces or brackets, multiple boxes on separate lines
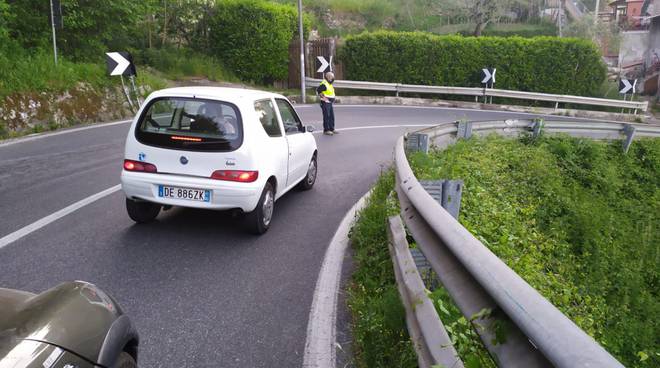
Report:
481,68,496,104
618,79,638,113
619,79,637,95
106,51,140,112
106,52,137,77
481,68,496,85
316,56,332,74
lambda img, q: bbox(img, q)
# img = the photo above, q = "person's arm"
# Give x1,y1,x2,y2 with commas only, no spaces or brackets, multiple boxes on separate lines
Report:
317,84,328,102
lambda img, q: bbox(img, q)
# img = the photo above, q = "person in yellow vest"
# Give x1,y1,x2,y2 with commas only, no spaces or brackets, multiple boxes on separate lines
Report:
317,72,338,135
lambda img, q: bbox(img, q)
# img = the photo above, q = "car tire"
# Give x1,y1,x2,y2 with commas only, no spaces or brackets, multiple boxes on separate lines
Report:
114,352,137,368
245,182,275,235
297,154,317,191
126,198,161,223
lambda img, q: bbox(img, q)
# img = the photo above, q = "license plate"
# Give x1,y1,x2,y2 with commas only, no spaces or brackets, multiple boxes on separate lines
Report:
158,185,211,202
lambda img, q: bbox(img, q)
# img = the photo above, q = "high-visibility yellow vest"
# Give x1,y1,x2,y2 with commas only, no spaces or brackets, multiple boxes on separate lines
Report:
320,79,335,98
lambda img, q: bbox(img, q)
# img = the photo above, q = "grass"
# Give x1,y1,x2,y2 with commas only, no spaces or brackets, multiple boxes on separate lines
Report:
0,46,242,140
0,50,110,98
134,47,240,83
439,22,558,37
408,135,660,368
347,170,418,368
427,287,496,367
0,46,236,100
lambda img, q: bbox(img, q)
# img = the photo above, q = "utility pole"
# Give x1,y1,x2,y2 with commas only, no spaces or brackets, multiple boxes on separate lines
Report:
558,0,564,37
594,0,601,25
49,0,58,66
297,0,306,103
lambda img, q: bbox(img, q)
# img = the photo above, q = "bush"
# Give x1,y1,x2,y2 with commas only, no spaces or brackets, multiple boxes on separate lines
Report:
5,0,149,61
207,0,310,84
340,31,606,96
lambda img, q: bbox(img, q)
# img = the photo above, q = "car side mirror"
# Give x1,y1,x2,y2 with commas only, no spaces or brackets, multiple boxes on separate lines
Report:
305,125,315,133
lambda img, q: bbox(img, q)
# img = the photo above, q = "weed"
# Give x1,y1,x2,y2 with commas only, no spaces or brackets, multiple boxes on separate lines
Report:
409,135,660,367
348,170,417,368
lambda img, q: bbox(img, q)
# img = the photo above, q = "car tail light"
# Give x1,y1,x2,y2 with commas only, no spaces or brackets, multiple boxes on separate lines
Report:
171,135,202,142
123,159,157,173
211,170,258,183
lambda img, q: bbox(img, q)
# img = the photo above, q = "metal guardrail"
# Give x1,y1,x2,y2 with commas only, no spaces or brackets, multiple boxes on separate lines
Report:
389,119,660,367
305,77,648,113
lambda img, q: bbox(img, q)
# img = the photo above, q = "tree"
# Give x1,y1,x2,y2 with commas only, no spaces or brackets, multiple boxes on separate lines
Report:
565,13,621,55
5,0,151,61
471,0,503,36
0,0,10,41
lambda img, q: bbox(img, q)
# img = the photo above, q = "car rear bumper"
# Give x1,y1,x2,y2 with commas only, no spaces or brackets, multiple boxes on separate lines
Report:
121,170,262,212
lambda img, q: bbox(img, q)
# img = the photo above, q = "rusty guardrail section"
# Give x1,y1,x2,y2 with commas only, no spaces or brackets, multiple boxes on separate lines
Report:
305,77,649,113
388,119,660,367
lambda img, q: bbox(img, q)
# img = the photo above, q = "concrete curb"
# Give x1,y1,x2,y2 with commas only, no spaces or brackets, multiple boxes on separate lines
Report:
303,190,371,368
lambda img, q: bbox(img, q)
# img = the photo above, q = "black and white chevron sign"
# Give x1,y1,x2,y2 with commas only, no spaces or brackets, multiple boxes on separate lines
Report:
481,68,496,84
105,52,137,77
618,79,636,94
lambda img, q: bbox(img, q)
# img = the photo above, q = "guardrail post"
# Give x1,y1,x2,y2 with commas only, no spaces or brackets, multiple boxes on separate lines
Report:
441,180,463,219
413,180,463,287
457,121,472,139
395,83,400,97
420,180,463,220
532,119,544,138
622,124,636,154
406,133,430,153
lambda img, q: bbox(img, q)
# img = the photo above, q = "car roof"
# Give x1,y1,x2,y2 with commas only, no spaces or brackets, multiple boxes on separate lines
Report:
148,86,286,104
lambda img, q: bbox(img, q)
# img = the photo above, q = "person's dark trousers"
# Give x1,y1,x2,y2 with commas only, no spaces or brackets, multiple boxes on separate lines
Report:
321,101,335,132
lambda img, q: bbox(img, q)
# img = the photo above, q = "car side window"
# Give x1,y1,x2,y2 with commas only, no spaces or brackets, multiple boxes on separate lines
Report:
275,99,303,135
254,99,282,137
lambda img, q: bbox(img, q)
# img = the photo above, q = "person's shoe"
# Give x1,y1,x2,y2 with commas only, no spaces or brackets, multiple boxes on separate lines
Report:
331,130,339,134
323,131,334,136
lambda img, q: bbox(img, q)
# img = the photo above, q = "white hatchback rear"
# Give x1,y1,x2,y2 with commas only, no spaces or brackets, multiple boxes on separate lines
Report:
121,87,318,234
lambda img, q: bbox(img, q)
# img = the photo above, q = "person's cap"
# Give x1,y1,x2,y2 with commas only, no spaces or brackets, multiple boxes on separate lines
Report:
325,72,335,80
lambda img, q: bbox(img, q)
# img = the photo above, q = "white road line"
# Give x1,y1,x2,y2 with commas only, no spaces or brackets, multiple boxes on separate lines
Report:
303,191,370,368
0,185,121,249
0,123,425,252
311,124,435,135
0,119,132,148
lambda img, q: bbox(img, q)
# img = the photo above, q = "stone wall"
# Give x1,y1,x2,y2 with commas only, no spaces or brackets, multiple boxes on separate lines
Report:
0,83,142,134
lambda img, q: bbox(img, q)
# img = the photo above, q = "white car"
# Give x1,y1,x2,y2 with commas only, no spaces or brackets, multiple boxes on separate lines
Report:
120,87,318,234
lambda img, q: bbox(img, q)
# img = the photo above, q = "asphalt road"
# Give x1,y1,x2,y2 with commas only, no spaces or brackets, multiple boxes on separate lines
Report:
0,105,591,367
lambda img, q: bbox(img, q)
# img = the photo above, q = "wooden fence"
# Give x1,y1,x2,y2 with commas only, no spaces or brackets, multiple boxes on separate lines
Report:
287,38,344,89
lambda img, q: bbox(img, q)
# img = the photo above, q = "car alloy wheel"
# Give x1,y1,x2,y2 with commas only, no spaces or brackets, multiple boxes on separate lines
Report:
262,188,274,227
306,159,317,186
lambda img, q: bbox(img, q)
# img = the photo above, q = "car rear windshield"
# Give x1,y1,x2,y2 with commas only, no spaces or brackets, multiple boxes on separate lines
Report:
135,97,243,152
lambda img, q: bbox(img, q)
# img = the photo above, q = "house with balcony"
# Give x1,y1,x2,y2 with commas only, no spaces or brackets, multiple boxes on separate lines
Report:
608,0,646,28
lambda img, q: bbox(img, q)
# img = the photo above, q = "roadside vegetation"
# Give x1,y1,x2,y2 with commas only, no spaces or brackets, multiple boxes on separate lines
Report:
276,0,557,37
0,0,304,137
408,135,659,367
341,31,606,96
347,171,417,368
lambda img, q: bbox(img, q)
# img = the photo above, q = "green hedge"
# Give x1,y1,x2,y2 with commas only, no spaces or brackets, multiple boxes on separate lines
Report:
340,31,606,96
459,23,558,38
208,0,309,84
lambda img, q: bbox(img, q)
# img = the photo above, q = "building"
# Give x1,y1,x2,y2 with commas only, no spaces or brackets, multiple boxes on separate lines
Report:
608,0,646,28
